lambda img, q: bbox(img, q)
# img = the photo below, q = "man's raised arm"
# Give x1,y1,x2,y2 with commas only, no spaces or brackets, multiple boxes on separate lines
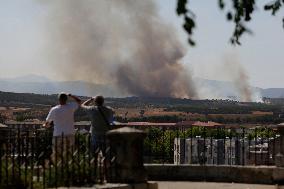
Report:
81,97,94,109
68,94,82,105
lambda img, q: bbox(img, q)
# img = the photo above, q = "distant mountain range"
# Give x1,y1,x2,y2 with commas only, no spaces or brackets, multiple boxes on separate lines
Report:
0,74,284,99
0,74,121,97
260,88,284,98
195,78,284,99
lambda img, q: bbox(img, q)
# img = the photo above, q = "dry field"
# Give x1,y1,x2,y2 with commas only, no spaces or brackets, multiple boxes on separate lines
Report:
114,107,203,119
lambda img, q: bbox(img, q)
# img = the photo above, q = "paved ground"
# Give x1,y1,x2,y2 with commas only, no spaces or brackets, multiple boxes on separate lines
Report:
56,182,284,189
157,181,281,189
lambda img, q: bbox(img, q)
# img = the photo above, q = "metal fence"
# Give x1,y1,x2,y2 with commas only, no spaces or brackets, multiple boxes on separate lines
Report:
143,126,281,166
0,125,282,188
0,128,114,189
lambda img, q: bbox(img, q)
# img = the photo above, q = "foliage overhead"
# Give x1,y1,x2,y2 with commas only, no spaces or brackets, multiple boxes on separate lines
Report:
176,0,284,45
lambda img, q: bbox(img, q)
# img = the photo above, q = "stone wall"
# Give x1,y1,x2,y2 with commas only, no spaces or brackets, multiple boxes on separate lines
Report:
145,164,284,184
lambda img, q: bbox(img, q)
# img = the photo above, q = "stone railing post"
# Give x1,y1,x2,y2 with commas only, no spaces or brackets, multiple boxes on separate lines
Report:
106,127,147,183
275,125,284,167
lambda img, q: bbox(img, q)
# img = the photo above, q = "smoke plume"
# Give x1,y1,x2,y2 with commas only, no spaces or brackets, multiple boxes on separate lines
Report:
223,56,253,102
43,0,197,98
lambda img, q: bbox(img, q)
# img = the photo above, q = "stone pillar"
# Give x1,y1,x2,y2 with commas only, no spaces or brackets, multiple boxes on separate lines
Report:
106,127,147,183
275,125,284,167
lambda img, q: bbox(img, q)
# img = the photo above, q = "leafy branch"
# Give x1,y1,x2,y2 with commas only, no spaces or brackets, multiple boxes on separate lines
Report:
176,0,284,46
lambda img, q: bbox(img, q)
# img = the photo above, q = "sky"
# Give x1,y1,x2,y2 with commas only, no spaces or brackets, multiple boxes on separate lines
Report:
0,0,283,88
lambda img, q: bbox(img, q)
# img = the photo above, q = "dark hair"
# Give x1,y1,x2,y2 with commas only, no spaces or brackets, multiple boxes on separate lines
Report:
95,95,104,106
58,93,68,103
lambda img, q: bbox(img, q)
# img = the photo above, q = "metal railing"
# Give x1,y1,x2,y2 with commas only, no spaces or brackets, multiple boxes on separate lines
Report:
143,126,281,166
0,124,282,188
0,128,114,189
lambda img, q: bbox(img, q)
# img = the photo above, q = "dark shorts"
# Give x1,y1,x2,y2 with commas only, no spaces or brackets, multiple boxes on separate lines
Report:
91,134,106,153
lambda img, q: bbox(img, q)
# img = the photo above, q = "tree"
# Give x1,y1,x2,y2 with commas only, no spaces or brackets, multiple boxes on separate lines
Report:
176,0,284,45
15,114,26,122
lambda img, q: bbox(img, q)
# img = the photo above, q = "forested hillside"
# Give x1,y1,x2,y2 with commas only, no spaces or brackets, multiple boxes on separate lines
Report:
0,91,58,106
0,91,282,115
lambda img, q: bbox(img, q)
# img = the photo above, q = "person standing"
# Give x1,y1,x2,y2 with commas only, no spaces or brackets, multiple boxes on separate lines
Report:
44,93,81,159
81,95,114,152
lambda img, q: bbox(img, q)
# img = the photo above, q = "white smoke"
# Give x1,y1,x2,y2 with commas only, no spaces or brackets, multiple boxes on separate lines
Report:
41,0,198,98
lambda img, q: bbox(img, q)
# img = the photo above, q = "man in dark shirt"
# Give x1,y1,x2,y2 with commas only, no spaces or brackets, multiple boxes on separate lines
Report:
81,95,114,152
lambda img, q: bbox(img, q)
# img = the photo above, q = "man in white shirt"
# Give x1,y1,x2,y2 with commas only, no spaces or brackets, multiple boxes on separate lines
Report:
45,93,81,160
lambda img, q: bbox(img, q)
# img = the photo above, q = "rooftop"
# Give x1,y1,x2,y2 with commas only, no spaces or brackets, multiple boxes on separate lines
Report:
126,121,224,128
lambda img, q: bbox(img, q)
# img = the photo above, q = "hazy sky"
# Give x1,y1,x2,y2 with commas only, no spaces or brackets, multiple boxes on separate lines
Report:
0,0,283,88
